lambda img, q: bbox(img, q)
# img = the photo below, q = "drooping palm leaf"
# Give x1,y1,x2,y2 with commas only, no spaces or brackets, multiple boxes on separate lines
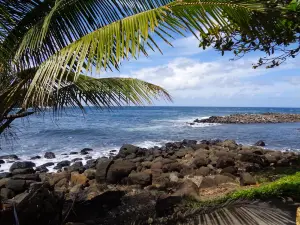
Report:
23,0,265,108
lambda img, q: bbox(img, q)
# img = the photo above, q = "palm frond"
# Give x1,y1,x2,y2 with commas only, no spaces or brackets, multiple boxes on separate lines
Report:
49,75,172,112
23,0,264,108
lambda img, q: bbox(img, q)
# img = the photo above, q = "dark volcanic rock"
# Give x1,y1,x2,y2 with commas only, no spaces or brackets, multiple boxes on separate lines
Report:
12,173,40,181
81,148,93,155
255,140,266,147
68,161,85,173
128,172,152,186
11,168,35,175
106,160,136,184
30,156,41,160
197,113,300,124
6,179,26,192
117,144,139,158
239,153,268,166
95,159,113,183
0,159,5,164
71,158,83,163
192,157,210,168
0,154,19,160
54,160,71,170
216,156,235,169
0,172,11,179
44,152,56,159
9,161,35,172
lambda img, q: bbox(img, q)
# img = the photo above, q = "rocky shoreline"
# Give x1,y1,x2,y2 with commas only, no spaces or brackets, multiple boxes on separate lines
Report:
192,113,300,124
1,139,300,225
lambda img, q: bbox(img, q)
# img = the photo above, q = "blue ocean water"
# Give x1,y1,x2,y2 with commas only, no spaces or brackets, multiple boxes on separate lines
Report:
2,106,300,158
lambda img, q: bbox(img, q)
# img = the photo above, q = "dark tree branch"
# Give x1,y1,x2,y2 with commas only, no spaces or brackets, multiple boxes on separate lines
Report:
3,111,34,119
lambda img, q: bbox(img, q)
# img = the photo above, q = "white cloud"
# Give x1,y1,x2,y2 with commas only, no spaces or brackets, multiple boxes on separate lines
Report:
121,57,300,102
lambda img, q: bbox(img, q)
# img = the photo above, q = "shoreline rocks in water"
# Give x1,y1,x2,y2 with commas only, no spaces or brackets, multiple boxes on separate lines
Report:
1,139,300,225
193,113,300,124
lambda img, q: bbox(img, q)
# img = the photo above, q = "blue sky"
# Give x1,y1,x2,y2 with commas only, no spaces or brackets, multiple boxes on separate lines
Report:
102,34,300,107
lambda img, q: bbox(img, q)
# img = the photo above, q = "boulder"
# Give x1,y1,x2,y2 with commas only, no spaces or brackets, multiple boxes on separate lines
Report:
106,160,136,184
162,162,182,173
216,156,235,169
71,158,83,163
54,160,71,169
6,179,26,192
239,153,268,166
173,180,200,200
195,166,211,176
44,152,56,159
84,169,96,180
9,161,35,172
222,140,238,149
12,174,40,181
192,156,210,168
47,172,70,186
128,172,152,186
68,161,85,173
117,144,139,158
255,140,266,147
80,148,93,155
0,154,19,160
70,172,88,186
199,176,216,189
85,159,97,169
95,159,113,183
0,159,5,164
214,175,235,185
182,139,197,147
0,188,15,199
240,173,256,186
11,168,35,175
41,162,55,167
151,161,163,170
69,152,78,155
0,178,9,188
221,166,237,175
30,156,41,160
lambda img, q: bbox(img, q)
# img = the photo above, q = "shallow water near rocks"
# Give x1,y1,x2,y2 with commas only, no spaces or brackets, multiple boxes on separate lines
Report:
1,106,300,171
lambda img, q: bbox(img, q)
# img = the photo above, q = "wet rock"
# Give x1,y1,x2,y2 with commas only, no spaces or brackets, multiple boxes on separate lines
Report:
85,159,97,169
0,154,19,160
106,160,136,184
30,156,41,160
70,152,78,155
54,160,71,170
44,152,56,159
240,172,256,186
195,166,211,176
0,159,5,164
6,179,26,192
0,188,15,199
81,148,93,155
71,158,83,163
95,159,113,183
128,172,151,186
117,144,139,158
36,166,49,173
182,139,197,147
9,161,35,172
41,162,55,167
85,156,92,160
255,140,266,147
68,161,85,173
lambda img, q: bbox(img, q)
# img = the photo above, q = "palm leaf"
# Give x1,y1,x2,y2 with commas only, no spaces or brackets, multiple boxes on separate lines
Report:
23,0,264,108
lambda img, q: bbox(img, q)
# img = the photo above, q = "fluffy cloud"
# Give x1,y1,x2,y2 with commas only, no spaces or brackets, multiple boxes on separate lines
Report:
121,56,300,103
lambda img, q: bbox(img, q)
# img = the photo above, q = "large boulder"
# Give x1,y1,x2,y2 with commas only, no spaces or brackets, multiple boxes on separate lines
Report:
216,156,235,169
0,188,15,199
12,174,40,181
70,172,88,186
44,152,56,159
195,166,211,176
173,180,200,200
11,168,35,175
254,140,266,147
192,156,210,168
106,160,136,184
0,154,19,160
117,144,139,158
222,140,238,149
240,172,256,186
68,161,85,173
80,148,93,155
128,172,152,186
239,153,268,166
95,159,113,183
54,160,71,170
6,179,26,192
9,161,35,172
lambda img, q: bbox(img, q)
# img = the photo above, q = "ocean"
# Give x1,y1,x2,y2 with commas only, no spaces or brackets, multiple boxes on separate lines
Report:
1,106,300,171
